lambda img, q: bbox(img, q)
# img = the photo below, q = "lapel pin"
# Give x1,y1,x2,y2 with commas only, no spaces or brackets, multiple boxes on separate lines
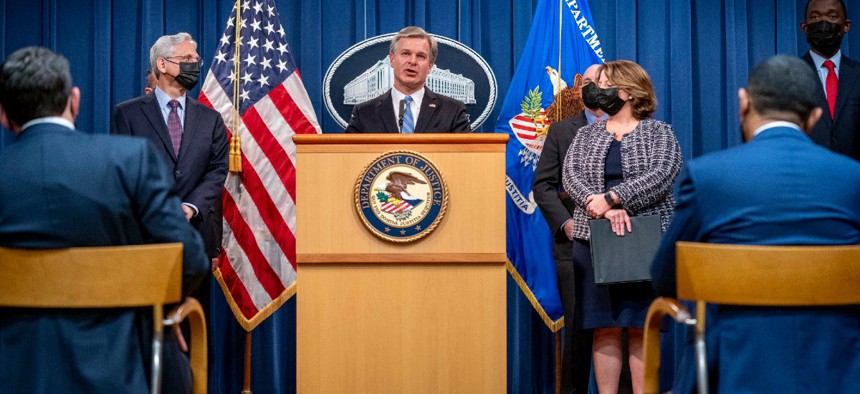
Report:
429,103,437,108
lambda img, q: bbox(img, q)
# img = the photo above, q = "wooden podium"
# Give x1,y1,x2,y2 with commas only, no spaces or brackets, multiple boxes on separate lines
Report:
293,134,507,393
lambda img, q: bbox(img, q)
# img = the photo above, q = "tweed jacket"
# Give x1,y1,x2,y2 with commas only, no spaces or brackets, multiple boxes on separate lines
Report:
561,118,682,240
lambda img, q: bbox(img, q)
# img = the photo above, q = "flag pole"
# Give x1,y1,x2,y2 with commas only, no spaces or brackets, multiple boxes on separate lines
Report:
554,0,563,126
229,0,243,173
242,331,253,394
235,2,251,392
555,1,564,393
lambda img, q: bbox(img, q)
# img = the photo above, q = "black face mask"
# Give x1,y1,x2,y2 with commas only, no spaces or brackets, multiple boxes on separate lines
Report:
806,20,845,56
596,87,626,116
172,62,200,90
582,83,601,110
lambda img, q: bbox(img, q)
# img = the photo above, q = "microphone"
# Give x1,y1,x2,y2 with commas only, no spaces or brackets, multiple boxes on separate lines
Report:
398,99,406,132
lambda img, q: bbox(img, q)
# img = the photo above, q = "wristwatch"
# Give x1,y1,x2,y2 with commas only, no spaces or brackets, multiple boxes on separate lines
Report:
603,192,615,205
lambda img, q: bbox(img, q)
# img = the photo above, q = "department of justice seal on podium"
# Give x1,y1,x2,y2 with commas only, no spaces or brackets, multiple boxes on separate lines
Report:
354,150,449,243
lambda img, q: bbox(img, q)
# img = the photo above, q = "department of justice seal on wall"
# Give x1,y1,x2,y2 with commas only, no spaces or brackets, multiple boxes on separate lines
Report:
354,150,449,243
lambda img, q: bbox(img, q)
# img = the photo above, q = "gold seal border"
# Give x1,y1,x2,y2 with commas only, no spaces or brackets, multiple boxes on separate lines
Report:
353,150,449,243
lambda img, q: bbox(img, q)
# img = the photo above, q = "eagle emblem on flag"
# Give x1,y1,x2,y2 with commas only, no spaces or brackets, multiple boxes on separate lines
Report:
510,66,584,170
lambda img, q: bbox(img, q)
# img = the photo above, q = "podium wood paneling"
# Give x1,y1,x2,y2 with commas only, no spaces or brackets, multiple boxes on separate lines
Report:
294,134,507,393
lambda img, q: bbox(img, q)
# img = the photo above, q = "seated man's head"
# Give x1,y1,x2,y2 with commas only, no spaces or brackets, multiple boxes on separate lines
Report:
738,55,822,142
0,47,79,132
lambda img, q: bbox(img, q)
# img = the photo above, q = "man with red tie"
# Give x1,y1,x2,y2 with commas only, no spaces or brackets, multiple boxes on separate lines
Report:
801,0,860,160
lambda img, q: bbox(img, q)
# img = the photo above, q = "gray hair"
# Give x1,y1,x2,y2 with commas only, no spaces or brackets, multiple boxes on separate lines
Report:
150,32,197,78
389,26,438,63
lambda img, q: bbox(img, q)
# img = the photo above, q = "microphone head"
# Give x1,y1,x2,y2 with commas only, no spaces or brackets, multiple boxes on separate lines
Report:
398,99,406,127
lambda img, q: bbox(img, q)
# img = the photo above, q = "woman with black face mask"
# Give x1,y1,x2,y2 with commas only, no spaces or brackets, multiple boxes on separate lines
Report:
560,60,682,394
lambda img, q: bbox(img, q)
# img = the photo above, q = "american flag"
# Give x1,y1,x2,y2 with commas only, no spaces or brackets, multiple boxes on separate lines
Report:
199,0,320,330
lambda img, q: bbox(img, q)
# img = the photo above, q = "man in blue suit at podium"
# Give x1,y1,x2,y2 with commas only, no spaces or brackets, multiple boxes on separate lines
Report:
0,46,208,393
651,55,860,393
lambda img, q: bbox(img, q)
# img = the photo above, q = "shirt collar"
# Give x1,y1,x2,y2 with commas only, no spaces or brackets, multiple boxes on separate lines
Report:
809,49,842,71
154,86,186,109
21,116,76,131
752,120,802,137
584,108,609,124
392,87,425,106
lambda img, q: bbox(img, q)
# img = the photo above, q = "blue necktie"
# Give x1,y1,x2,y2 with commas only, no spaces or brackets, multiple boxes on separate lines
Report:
401,96,414,134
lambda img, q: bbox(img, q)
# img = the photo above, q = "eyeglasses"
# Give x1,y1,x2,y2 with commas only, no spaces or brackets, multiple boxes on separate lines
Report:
164,56,204,68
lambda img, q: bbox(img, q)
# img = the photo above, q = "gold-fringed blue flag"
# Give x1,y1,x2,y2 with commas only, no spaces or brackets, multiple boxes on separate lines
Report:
496,0,604,329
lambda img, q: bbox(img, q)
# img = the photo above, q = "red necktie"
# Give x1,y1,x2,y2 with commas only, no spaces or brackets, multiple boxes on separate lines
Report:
823,60,838,118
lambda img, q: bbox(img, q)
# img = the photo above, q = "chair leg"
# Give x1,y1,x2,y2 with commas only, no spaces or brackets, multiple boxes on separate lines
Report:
152,305,164,394
695,301,708,394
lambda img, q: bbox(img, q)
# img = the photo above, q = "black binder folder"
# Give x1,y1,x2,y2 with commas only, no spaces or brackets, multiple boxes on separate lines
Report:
588,215,662,284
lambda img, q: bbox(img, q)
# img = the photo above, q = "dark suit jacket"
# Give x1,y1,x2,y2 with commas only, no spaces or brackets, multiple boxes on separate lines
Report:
344,88,472,133
802,52,860,160
0,123,209,393
651,126,860,393
533,112,587,261
112,93,229,257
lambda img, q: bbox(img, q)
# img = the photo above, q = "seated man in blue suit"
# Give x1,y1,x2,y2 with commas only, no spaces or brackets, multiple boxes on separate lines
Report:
651,55,860,393
0,47,209,393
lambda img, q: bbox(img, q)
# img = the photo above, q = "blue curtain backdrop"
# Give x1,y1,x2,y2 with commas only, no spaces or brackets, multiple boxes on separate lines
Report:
2,0,856,392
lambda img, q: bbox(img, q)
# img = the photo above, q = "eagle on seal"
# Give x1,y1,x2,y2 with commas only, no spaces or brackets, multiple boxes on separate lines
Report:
384,171,426,201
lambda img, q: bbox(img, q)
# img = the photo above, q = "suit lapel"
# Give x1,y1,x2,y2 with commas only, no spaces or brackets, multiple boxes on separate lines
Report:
374,91,399,133
141,95,178,163
178,98,200,163
414,89,437,133
802,53,834,127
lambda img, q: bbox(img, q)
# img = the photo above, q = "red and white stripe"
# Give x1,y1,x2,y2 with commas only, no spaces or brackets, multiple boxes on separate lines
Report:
381,201,413,213
200,70,320,323
509,109,546,141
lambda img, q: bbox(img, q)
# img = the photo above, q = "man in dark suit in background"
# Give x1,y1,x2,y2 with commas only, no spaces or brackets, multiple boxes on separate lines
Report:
345,26,472,133
145,68,157,94
533,63,605,394
801,0,860,160
0,46,208,393
112,32,229,259
651,55,860,393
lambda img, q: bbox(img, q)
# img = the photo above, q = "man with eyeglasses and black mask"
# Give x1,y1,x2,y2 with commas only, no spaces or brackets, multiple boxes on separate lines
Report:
801,0,860,160
113,32,228,261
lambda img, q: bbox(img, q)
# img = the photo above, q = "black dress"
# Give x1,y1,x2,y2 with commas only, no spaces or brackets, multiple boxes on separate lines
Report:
572,138,655,330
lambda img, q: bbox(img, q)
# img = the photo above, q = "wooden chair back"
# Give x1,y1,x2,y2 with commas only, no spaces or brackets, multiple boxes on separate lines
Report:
0,243,182,307
0,243,184,394
676,242,860,306
644,241,860,394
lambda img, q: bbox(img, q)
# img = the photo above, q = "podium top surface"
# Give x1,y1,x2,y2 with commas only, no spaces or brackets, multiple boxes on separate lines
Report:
293,134,509,145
